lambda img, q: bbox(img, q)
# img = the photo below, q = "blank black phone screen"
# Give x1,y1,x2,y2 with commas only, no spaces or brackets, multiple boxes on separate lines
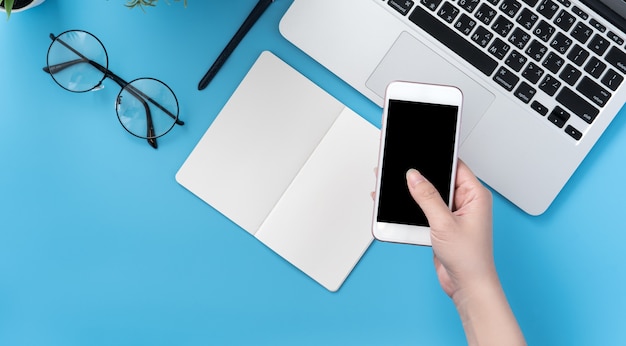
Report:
377,99,459,227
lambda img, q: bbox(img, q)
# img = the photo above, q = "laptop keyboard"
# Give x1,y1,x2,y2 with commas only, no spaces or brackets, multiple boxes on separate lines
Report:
385,0,626,140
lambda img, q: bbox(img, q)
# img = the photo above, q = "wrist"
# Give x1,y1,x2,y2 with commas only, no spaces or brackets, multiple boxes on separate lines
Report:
451,269,501,309
452,272,526,346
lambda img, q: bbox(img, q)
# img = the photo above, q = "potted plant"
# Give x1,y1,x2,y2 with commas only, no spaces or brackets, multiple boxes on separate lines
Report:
1,0,186,18
0,0,45,19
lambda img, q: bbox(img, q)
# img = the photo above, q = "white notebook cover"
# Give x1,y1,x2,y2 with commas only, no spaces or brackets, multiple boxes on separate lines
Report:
176,51,380,291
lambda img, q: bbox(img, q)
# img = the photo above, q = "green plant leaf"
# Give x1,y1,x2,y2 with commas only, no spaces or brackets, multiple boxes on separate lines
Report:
125,0,188,10
125,0,157,10
3,0,15,19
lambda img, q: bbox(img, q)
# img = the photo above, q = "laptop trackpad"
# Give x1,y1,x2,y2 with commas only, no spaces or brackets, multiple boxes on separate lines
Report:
366,31,495,143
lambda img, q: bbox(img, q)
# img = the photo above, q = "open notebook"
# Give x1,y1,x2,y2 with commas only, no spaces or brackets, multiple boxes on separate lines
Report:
176,52,380,291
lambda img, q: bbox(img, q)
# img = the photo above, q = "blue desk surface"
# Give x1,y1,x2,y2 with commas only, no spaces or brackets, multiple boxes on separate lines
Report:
1,1,625,345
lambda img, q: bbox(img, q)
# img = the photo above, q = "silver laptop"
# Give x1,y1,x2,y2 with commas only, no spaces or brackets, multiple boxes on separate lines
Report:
279,0,626,215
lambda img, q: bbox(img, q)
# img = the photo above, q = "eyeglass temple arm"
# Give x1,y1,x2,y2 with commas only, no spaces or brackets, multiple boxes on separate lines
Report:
44,34,184,125
122,87,158,148
111,77,184,126
43,59,84,75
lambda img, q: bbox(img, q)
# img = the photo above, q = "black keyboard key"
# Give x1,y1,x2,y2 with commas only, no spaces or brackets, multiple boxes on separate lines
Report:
455,14,478,35
565,125,582,140
605,47,626,75
531,100,549,115
499,0,521,18
547,106,570,128
492,15,514,37
589,18,606,32
571,6,588,20
556,87,599,123
533,20,556,42
571,22,593,44
514,81,537,103
550,32,573,54
516,8,539,30
539,74,561,95
471,25,494,47
566,44,589,66
488,38,511,59
537,0,559,20
555,0,570,7
577,76,611,107
607,31,624,46
493,66,520,90
388,0,415,15
474,3,497,25
559,63,582,85
505,50,527,71
508,27,531,49
588,34,610,55
526,39,548,61
584,57,606,78
409,7,499,75
601,69,624,91
543,52,565,73
521,0,539,6
422,0,443,11
458,0,481,13
523,62,544,83
553,10,576,32
438,1,461,23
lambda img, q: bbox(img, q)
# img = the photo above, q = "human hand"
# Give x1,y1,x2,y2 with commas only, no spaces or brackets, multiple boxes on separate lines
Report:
406,161,525,345
405,160,494,300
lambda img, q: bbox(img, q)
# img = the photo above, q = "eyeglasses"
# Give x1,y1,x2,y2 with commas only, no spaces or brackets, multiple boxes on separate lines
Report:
43,30,184,149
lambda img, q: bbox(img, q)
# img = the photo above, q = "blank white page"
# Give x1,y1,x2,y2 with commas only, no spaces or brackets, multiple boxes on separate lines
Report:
256,108,379,291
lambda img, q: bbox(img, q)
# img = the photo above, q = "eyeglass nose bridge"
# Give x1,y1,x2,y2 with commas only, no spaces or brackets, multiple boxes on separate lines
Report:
92,81,105,91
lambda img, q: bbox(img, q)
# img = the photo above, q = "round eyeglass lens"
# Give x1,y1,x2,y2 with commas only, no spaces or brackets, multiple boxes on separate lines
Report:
115,78,179,139
46,30,108,92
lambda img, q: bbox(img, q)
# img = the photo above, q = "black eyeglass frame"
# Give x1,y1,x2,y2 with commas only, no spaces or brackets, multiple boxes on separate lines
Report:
43,30,185,149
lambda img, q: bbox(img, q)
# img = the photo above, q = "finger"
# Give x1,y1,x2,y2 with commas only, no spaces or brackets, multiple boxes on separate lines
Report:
406,169,452,223
452,160,492,210
454,160,480,189
372,166,379,200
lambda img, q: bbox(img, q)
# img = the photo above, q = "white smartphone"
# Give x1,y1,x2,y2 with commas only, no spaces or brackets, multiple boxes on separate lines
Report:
372,81,463,246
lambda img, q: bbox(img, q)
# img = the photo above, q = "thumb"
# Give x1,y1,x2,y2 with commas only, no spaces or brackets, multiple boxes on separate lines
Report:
406,169,452,224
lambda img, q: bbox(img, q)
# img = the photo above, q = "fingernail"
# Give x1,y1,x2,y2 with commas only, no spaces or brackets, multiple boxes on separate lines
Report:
406,169,425,187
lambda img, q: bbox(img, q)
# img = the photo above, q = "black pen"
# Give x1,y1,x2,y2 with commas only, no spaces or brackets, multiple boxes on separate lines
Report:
198,0,274,90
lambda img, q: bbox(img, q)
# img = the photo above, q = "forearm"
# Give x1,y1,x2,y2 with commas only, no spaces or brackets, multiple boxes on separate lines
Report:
453,276,526,346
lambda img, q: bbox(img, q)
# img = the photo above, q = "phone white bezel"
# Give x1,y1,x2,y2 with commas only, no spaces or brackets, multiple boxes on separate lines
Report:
372,81,463,246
